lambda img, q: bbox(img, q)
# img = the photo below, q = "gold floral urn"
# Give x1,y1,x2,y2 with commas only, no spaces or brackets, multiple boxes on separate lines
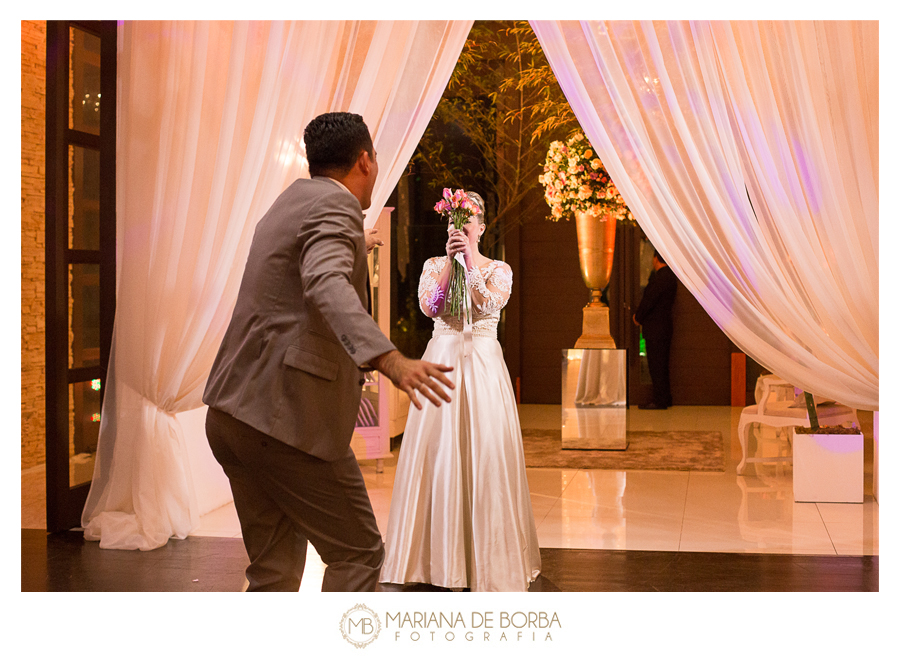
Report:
574,210,617,349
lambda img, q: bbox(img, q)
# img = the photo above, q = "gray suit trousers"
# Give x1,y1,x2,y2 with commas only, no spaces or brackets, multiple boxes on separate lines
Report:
205,407,384,591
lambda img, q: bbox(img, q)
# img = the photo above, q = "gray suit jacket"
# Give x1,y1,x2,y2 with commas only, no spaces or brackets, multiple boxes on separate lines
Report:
203,177,396,461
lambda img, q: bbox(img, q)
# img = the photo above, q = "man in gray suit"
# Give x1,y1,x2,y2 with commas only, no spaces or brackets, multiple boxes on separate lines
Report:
203,112,454,591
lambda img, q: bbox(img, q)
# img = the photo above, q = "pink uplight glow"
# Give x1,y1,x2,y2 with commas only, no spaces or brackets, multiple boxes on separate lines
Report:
811,432,864,455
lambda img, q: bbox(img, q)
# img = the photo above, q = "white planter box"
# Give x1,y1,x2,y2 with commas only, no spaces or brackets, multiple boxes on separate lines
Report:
792,430,864,503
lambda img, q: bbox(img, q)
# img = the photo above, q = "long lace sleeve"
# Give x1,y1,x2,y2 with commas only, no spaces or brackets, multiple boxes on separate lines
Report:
466,261,513,315
417,256,447,316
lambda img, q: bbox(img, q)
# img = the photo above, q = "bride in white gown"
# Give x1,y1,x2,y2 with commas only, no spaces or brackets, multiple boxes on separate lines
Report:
380,191,541,592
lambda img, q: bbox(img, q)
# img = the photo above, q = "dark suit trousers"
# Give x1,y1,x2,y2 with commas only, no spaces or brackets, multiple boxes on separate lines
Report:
644,326,673,407
205,407,384,592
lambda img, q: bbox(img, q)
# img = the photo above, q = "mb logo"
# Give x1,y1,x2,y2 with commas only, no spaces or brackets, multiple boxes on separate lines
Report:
340,604,381,648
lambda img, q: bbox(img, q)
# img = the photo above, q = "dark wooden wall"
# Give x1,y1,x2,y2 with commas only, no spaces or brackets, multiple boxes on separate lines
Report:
505,216,586,404
505,216,739,406
669,281,737,406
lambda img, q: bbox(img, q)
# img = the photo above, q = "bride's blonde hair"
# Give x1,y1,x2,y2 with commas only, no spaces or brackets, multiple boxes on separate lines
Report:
466,191,486,225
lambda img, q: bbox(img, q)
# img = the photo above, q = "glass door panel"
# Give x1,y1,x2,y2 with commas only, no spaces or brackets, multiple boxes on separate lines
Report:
68,263,101,369
69,380,101,487
69,27,101,136
69,145,100,250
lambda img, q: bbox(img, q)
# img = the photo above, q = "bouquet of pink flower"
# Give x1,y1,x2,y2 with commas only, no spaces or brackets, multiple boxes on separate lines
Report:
434,188,479,322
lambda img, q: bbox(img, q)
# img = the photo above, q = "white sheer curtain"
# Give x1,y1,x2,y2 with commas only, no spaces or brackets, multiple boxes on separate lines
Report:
532,20,877,411
82,20,472,550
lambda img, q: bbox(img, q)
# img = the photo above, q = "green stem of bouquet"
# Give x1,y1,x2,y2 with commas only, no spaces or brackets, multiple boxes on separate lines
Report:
447,211,472,323
447,260,470,322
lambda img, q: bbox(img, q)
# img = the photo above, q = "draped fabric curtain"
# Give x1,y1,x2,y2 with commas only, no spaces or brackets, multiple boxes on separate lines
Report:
82,20,472,550
531,20,877,411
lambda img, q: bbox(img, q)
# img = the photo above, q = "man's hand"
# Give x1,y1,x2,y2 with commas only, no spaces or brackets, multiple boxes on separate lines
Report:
365,228,384,254
370,350,454,410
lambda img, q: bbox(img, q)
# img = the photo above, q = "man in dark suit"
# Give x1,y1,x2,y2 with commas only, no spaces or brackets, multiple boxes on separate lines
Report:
633,249,678,410
203,112,454,591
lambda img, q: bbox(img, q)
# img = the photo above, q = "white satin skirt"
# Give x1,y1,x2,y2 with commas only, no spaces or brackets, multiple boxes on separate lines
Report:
380,333,542,591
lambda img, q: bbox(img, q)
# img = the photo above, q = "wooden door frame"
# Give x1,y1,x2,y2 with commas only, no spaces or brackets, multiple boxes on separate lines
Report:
44,20,116,532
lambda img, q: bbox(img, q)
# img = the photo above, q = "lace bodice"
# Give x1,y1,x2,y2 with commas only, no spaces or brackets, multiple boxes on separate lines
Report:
418,256,513,338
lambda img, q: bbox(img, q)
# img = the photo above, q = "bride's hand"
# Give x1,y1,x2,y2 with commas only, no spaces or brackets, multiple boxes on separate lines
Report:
445,228,470,261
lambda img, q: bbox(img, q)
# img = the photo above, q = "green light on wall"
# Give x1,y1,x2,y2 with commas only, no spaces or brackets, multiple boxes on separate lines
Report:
639,333,646,357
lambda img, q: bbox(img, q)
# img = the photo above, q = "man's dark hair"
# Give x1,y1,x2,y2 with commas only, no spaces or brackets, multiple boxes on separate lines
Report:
304,112,373,177
653,249,667,265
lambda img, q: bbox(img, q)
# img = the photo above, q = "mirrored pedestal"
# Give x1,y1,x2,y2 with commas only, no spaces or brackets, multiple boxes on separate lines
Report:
561,348,627,450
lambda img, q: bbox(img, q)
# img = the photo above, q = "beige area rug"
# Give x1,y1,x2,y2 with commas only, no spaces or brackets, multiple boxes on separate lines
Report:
522,429,725,472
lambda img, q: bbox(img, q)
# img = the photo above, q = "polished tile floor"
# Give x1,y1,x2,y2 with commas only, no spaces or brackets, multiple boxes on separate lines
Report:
185,405,878,591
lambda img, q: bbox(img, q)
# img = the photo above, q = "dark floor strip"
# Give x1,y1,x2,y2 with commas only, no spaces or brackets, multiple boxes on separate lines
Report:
533,547,878,592
21,529,877,592
21,529,249,593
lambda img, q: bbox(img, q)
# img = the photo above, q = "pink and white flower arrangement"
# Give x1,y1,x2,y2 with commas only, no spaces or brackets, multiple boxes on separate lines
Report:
434,188,479,321
538,132,633,222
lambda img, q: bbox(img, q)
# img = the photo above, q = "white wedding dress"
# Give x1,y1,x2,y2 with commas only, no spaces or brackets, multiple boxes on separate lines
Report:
380,256,541,592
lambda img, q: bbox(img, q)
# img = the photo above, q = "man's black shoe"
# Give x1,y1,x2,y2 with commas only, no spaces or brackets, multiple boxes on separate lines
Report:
638,402,668,410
